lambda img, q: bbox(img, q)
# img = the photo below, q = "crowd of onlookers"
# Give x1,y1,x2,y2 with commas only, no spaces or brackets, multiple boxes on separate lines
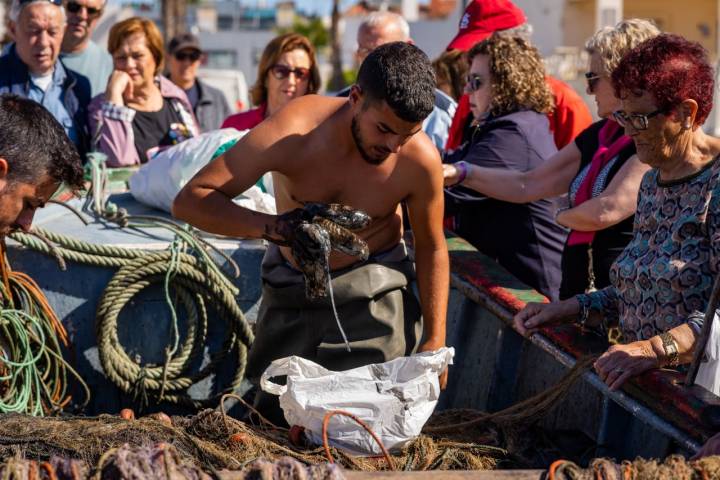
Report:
5,0,720,457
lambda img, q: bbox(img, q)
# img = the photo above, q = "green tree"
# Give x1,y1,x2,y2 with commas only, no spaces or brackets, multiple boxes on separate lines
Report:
276,17,329,49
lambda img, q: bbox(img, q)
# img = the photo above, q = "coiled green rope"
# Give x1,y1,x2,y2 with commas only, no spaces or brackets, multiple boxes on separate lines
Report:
10,222,255,409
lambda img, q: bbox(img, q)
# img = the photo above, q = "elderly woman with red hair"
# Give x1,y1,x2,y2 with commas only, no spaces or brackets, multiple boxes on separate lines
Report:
514,34,720,391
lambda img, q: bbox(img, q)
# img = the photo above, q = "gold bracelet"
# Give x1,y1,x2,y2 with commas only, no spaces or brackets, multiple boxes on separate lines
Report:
659,332,679,367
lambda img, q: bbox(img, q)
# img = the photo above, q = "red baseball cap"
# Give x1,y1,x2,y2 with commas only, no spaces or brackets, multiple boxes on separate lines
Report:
446,0,527,51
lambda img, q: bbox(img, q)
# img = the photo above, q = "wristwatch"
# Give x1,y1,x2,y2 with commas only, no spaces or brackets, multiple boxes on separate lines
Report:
659,332,680,367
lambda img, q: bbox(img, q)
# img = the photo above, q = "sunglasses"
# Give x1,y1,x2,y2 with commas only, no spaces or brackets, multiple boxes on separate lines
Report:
65,1,102,16
465,74,485,92
270,64,310,81
175,50,202,62
584,71,602,93
612,108,667,131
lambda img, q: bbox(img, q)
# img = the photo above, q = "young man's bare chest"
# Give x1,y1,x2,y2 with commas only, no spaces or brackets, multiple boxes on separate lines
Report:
274,150,406,220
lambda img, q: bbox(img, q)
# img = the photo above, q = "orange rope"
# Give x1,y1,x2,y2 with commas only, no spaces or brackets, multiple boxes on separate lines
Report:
0,242,12,302
548,459,569,480
12,271,68,346
321,409,395,470
40,462,58,480
28,460,38,480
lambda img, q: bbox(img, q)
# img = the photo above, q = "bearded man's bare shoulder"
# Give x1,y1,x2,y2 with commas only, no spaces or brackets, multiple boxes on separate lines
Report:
271,95,346,134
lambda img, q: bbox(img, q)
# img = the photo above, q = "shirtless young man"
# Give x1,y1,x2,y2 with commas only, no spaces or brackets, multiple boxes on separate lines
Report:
173,42,449,421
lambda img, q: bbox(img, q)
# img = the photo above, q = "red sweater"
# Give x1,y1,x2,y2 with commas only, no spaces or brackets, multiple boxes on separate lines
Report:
221,103,267,131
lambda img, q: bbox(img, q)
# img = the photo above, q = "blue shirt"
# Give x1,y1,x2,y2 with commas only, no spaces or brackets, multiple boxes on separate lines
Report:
60,41,113,98
26,63,78,146
423,89,456,152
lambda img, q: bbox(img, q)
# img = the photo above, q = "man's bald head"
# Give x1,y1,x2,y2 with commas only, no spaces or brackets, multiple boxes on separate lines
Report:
356,11,411,65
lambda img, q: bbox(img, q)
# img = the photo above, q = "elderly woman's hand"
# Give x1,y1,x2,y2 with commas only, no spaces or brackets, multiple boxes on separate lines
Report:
594,340,659,391
442,163,461,186
513,298,580,336
106,70,133,106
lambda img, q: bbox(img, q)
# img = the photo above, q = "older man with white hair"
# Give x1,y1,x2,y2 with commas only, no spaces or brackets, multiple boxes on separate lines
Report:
338,11,456,152
0,0,91,157
60,0,113,97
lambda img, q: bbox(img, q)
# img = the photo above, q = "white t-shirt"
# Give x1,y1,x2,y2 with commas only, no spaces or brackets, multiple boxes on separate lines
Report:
30,72,53,92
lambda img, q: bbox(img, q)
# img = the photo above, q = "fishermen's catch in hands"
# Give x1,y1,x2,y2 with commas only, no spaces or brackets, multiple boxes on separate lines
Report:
263,202,371,299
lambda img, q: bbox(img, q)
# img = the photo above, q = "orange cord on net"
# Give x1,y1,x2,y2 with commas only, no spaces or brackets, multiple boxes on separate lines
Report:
321,409,395,471
548,459,569,480
40,462,58,480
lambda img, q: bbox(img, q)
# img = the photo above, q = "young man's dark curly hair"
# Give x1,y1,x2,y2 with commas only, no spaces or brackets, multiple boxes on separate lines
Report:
356,41,436,123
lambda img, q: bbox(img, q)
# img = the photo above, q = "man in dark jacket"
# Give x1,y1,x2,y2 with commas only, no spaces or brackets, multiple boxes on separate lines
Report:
0,0,91,158
166,33,232,132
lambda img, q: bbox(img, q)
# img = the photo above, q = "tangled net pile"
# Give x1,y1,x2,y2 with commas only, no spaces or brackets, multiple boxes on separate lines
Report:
0,443,344,480
548,456,720,479
0,409,501,474
0,355,597,478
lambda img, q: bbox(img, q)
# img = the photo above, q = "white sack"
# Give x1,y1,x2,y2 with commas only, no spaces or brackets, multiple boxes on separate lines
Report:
260,347,454,456
129,129,275,214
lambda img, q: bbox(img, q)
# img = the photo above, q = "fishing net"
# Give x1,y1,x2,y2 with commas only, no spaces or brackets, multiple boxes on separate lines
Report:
0,355,597,477
0,444,344,480
0,410,501,473
547,455,720,480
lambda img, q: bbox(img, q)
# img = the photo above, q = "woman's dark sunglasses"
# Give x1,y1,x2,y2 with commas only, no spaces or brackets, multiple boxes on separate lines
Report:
175,51,202,62
465,74,484,92
270,64,310,81
585,72,601,92
65,1,102,16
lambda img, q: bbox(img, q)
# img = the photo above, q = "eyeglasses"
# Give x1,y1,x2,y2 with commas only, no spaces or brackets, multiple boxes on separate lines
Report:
65,1,102,17
270,64,310,81
612,108,667,130
174,50,202,62
584,71,602,93
465,74,485,92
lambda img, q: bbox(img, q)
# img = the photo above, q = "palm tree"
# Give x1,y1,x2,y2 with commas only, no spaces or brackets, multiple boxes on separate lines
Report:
162,0,187,44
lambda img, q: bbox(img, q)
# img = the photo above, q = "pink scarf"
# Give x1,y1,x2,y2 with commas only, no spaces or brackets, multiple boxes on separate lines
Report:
567,120,633,246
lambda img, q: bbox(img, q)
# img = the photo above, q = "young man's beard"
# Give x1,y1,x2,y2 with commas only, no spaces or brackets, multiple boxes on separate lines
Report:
351,116,388,165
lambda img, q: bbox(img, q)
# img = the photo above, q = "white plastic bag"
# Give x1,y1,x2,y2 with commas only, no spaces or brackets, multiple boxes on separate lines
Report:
129,129,276,214
697,311,720,395
260,348,454,456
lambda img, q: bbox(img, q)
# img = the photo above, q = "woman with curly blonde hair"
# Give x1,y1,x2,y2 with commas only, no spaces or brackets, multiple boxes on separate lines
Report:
442,34,566,298
444,19,660,300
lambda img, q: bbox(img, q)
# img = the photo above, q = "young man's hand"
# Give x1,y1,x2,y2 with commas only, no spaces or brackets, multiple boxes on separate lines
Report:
418,338,448,389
